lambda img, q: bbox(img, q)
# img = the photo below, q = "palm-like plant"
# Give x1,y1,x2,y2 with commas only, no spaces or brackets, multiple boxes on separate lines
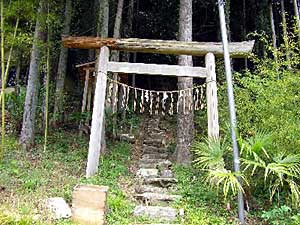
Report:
192,137,227,170
192,137,247,199
241,131,300,207
205,168,248,199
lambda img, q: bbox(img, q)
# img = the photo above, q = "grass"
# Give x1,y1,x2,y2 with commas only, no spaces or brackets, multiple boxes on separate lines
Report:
0,130,141,224
172,165,239,225
0,130,182,225
3,128,296,224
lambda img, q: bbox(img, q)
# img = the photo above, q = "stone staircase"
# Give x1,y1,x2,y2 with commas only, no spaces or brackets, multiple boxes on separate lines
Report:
133,117,183,225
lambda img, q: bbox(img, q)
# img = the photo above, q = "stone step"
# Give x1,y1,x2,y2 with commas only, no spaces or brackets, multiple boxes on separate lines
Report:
139,159,171,165
142,153,169,160
134,192,182,203
142,145,168,154
133,206,178,222
147,134,167,140
135,185,169,194
136,169,159,178
139,160,172,169
160,169,173,178
143,177,178,187
144,139,166,147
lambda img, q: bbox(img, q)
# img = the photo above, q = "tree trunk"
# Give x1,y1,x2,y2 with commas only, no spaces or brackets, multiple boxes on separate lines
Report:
270,1,277,49
88,0,99,60
122,0,134,63
96,0,109,153
15,57,21,94
111,0,124,138
243,0,248,68
175,0,193,165
281,0,291,68
97,0,109,37
53,0,72,126
293,0,300,45
225,0,231,41
19,1,46,149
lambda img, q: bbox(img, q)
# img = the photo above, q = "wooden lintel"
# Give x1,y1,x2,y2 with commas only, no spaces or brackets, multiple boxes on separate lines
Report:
108,62,207,78
63,36,255,58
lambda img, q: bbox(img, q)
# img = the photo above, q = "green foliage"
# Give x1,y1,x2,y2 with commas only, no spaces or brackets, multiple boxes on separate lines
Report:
173,165,233,225
192,138,247,200
199,34,300,212
0,211,38,225
6,87,26,133
193,130,300,209
193,137,227,169
241,136,300,207
105,108,141,136
261,205,294,225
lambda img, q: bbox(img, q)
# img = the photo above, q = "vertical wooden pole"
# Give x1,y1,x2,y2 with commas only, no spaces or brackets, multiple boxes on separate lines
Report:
82,69,90,113
205,53,219,139
79,69,90,135
86,47,109,178
85,80,93,125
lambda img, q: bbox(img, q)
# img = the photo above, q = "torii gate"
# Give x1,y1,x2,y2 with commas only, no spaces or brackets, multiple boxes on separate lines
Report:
62,37,255,178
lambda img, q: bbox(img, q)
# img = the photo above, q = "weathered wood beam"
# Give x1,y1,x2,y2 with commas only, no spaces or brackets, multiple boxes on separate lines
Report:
62,36,255,58
86,47,109,178
108,62,207,77
205,53,219,139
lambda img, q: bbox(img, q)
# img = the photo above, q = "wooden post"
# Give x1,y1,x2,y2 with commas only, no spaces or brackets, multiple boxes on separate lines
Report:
85,79,93,125
79,69,90,135
82,69,90,112
205,53,219,139
86,47,109,178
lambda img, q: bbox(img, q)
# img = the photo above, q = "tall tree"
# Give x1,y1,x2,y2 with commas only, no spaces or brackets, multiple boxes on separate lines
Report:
281,0,291,68
111,0,124,138
53,0,72,126
96,0,109,153
1,0,4,156
293,0,300,44
270,1,277,49
175,0,193,164
19,1,46,149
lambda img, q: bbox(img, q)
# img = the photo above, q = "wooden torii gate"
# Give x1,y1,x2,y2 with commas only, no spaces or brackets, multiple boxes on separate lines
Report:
62,37,255,178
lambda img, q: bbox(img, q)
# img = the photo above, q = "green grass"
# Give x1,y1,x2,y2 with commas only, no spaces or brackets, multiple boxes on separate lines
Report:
173,165,239,225
4,129,296,224
0,130,139,224
0,130,179,225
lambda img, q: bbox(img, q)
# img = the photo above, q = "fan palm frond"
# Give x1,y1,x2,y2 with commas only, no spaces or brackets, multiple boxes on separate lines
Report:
192,137,228,170
206,168,248,199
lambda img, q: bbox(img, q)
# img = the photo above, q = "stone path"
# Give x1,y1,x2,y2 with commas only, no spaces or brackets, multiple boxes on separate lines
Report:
133,117,183,225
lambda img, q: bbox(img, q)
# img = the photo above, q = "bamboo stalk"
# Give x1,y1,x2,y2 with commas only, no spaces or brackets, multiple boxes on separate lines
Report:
0,18,19,104
1,0,5,158
44,4,50,151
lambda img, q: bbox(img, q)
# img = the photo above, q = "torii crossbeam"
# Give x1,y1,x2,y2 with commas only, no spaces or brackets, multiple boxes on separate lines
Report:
62,36,254,58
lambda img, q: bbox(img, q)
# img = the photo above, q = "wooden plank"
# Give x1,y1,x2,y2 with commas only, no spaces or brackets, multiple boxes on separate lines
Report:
62,37,255,58
205,53,219,139
86,47,109,178
108,62,207,77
